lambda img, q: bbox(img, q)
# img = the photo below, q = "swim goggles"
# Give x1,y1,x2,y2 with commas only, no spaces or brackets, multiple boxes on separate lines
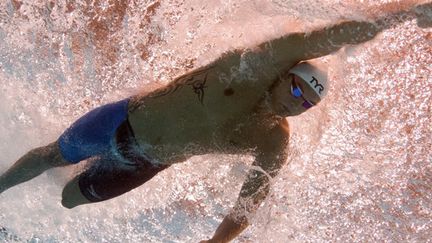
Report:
291,76,315,109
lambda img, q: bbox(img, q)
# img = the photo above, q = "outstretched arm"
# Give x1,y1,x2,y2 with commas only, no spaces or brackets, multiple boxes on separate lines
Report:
202,121,290,243
260,1,430,66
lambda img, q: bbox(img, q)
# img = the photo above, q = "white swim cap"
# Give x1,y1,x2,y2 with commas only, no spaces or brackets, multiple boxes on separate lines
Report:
289,61,328,100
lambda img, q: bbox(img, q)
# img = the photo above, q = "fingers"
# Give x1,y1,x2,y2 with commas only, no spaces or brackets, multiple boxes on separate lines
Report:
413,2,432,28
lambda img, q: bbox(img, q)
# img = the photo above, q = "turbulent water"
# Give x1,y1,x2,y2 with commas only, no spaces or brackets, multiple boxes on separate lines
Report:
0,0,431,242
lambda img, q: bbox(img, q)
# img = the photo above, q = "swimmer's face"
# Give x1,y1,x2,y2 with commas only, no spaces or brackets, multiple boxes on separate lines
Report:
270,74,321,117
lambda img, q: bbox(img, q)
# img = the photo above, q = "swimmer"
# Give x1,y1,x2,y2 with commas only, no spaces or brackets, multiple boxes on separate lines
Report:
0,2,430,242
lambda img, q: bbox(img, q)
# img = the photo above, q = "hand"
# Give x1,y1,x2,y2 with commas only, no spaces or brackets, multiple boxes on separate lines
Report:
413,2,432,28
199,240,214,243
200,238,224,243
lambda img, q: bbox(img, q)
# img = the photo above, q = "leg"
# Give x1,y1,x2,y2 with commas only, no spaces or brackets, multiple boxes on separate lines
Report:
0,141,69,194
61,175,92,209
57,99,132,208
61,155,170,209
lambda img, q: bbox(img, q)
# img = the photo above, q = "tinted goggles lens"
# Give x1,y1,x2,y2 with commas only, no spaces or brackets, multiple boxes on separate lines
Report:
291,80,303,98
302,100,314,109
290,77,315,109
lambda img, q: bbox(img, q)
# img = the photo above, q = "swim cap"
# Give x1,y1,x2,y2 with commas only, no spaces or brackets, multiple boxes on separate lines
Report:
289,61,328,100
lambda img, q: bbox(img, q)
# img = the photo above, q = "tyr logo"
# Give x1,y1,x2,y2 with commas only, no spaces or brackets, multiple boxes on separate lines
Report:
309,76,324,94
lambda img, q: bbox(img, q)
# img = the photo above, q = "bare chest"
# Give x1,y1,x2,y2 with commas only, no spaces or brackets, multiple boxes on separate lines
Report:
128,102,261,164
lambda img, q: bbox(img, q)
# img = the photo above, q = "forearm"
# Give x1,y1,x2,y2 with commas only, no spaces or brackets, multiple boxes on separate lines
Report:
301,9,421,60
263,1,424,63
208,176,271,242
209,214,249,243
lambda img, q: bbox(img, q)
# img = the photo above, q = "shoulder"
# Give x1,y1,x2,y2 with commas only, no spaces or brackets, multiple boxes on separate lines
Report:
243,117,290,153
277,118,290,137
249,118,290,177
258,118,290,150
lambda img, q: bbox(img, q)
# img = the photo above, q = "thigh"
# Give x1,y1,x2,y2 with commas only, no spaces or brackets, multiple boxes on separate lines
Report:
40,141,71,167
58,99,130,163
77,156,170,202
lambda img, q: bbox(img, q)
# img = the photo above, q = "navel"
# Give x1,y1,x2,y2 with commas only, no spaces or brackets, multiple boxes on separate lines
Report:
224,88,234,96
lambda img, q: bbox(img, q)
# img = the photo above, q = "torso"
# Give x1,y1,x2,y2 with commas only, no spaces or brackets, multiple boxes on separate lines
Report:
128,49,294,164
128,97,271,165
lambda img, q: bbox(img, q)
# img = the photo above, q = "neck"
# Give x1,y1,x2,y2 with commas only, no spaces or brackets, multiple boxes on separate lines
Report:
252,94,284,125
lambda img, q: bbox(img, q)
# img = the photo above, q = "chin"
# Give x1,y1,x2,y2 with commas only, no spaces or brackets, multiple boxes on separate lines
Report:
276,110,294,117
283,109,305,117
272,103,305,117
283,112,299,117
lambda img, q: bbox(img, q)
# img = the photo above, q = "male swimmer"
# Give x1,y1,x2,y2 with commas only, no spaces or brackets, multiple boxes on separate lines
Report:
0,2,430,242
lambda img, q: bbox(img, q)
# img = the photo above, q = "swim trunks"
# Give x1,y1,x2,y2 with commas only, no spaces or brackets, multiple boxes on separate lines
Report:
78,118,170,202
59,98,170,202
58,99,130,163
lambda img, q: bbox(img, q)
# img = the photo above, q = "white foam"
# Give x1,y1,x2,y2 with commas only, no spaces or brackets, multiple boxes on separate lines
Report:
0,0,431,242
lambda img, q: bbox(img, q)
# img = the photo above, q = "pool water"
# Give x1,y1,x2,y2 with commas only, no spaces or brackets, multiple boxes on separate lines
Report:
0,0,431,242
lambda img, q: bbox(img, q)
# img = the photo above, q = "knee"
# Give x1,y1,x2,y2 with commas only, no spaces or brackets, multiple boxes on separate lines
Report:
61,182,78,209
61,177,90,209
61,196,76,209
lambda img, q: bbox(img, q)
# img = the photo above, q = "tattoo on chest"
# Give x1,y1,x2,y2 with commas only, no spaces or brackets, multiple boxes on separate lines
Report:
189,72,209,104
150,66,214,104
